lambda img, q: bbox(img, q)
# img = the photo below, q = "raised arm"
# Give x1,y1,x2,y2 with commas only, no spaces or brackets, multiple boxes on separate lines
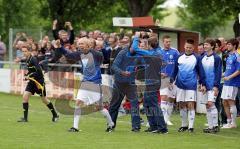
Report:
131,36,152,56
52,20,59,40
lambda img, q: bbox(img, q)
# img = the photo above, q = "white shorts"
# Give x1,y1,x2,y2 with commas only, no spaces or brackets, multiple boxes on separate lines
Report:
160,85,177,98
199,90,217,104
161,77,170,89
176,87,196,102
221,85,238,100
76,81,101,105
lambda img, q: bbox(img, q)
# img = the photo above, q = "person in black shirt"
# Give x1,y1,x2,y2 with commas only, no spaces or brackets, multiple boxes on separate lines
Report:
17,45,59,122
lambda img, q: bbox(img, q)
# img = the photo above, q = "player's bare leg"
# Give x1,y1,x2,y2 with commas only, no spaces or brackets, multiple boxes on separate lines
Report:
228,100,237,128
222,100,232,128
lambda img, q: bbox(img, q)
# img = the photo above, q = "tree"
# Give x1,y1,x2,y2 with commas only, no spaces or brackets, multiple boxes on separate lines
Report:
39,0,167,32
126,0,167,18
0,0,45,42
39,0,128,31
0,0,168,42
177,0,240,38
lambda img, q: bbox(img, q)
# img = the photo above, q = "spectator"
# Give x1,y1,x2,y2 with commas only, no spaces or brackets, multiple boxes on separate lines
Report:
214,38,227,125
79,30,88,38
95,40,104,51
13,33,27,59
119,35,131,49
103,33,110,48
215,39,222,57
26,36,34,45
197,43,204,56
0,35,6,68
93,30,101,39
237,37,240,54
88,31,94,39
218,37,229,72
218,37,227,52
108,35,122,66
52,20,75,45
96,36,104,41
89,38,96,49
14,41,24,63
103,35,122,74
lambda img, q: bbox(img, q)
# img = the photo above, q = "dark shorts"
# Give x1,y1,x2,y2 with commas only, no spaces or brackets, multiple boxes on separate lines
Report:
25,80,46,97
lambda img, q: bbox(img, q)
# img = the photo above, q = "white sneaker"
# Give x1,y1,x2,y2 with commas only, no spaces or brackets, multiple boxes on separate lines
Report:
204,123,209,127
221,124,231,129
146,122,150,128
230,123,237,128
167,121,173,126
108,122,115,127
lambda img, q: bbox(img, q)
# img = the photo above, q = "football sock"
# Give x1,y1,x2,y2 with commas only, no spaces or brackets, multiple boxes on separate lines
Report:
180,108,188,127
161,101,168,123
23,102,29,120
47,102,58,117
206,108,213,128
188,109,195,129
210,105,218,127
101,108,114,127
230,105,237,125
73,106,81,129
167,102,174,121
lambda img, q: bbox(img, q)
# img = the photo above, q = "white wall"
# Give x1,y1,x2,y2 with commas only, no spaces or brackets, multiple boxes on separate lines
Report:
0,69,11,93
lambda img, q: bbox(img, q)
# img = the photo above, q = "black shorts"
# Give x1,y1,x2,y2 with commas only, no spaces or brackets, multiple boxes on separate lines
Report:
25,80,46,97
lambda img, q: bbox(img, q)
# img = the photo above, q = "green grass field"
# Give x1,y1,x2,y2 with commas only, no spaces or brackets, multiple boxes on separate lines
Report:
0,92,240,149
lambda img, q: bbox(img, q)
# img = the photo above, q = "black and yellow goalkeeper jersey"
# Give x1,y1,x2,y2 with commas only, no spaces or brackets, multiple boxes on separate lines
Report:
26,55,44,83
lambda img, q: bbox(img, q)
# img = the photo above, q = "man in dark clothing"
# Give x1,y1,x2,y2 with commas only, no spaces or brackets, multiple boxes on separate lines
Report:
102,35,122,74
17,45,59,123
107,47,141,132
131,32,168,134
52,20,75,46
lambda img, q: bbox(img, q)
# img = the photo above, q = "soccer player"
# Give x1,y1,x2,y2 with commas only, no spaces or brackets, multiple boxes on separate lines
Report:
17,45,59,122
160,35,179,126
221,38,240,129
201,38,222,133
55,38,114,132
170,39,206,132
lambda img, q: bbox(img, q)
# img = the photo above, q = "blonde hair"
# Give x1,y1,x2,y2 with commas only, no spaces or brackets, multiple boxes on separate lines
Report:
78,37,91,47
59,30,68,35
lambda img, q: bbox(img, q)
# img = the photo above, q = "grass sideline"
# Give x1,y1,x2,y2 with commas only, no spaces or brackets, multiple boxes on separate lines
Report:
0,92,239,149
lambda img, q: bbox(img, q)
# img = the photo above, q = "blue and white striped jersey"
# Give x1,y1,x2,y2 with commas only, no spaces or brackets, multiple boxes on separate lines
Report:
201,53,222,90
171,53,205,90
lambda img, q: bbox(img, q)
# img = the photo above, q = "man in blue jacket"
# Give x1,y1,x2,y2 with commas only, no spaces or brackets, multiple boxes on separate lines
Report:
108,44,141,132
131,32,168,134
